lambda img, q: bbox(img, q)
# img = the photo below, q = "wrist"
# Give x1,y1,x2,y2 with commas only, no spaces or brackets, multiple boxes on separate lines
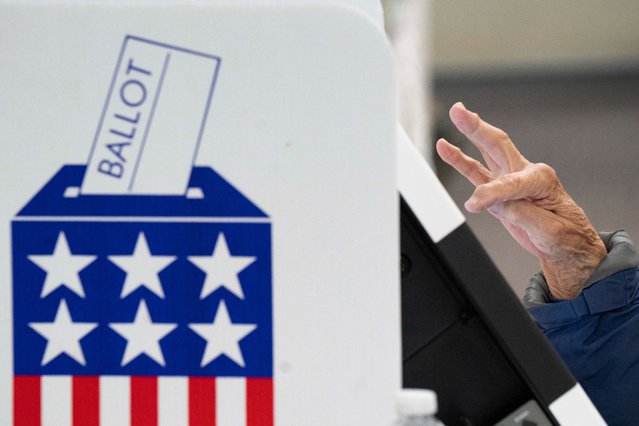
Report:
523,230,639,308
541,237,607,299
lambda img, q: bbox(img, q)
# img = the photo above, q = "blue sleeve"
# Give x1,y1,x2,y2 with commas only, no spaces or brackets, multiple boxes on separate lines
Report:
525,231,639,425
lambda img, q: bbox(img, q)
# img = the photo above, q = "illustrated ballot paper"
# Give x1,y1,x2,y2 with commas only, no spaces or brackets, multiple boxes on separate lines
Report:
0,2,399,425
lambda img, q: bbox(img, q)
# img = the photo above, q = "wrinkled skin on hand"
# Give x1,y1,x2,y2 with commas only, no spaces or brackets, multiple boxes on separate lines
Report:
436,102,607,299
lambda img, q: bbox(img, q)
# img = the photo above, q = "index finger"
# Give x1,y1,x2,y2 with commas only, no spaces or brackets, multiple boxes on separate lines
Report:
449,102,528,173
435,138,492,187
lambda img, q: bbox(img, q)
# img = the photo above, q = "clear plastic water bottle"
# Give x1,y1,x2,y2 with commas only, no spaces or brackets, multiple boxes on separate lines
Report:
393,389,445,426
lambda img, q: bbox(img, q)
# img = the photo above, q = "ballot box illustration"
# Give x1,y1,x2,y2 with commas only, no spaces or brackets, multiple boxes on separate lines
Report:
11,33,274,424
11,165,273,424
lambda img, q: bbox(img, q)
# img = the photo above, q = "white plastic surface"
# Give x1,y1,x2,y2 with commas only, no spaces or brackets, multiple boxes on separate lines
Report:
0,3,399,424
397,126,465,243
395,389,438,416
549,384,606,426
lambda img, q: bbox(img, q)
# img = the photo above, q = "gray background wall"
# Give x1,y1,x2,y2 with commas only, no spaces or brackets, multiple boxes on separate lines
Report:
432,0,639,75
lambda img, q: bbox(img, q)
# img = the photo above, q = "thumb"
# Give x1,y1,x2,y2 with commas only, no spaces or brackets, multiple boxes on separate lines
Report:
489,199,562,248
465,163,557,212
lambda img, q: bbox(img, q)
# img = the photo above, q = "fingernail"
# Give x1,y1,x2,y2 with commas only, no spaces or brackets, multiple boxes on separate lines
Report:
452,101,466,113
464,197,478,212
457,118,475,135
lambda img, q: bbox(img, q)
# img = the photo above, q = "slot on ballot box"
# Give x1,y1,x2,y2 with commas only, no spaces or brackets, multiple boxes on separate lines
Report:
12,165,273,387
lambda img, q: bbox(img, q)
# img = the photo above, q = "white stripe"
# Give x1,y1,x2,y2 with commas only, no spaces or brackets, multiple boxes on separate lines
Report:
100,376,130,426
14,216,270,223
549,383,606,425
42,375,71,426
159,376,188,426
217,377,246,426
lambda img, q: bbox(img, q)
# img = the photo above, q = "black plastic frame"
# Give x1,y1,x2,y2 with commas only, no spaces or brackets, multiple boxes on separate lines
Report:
400,197,575,425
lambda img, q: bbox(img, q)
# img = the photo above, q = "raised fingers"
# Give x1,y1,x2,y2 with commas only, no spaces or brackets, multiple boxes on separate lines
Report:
449,102,528,174
436,138,492,187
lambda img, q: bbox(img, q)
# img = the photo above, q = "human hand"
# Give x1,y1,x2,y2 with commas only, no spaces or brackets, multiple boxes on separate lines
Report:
436,102,607,299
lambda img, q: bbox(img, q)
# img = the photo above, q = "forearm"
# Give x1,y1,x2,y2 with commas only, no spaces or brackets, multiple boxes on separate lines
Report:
541,250,605,300
534,192,607,299
540,226,607,299
524,230,639,307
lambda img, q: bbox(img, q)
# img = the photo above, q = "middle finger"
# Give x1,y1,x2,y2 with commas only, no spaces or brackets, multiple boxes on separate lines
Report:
449,102,528,174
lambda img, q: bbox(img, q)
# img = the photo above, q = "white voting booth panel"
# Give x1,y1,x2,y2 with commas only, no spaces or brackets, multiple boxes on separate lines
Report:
0,2,399,425
397,129,605,425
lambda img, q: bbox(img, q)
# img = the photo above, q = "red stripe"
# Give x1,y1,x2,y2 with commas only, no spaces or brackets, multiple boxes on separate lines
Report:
14,376,41,426
189,377,216,426
73,376,99,426
131,376,158,426
246,378,273,426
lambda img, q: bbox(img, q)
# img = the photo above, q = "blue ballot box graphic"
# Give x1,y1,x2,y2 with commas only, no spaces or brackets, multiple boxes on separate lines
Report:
12,165,273,422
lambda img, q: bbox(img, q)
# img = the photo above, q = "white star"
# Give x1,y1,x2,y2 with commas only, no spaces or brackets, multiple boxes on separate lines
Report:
188,233,256,300
29,299,97,366
109,300,177,366
28,232,96,298
189,300,257,368
108,232,176,299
